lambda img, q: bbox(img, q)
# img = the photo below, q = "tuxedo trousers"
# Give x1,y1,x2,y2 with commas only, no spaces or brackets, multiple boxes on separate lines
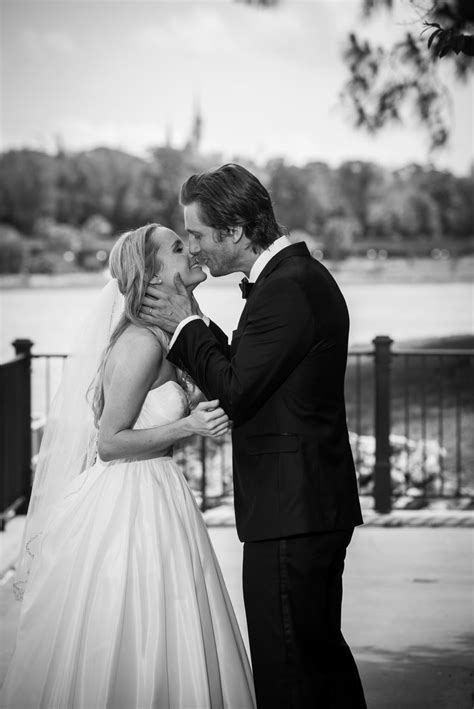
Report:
242,528,366,709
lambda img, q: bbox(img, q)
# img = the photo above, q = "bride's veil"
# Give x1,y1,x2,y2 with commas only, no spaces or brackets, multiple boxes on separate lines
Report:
13,279,124,600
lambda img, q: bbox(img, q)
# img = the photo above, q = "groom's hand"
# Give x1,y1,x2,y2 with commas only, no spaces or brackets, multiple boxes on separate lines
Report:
139,273,198,334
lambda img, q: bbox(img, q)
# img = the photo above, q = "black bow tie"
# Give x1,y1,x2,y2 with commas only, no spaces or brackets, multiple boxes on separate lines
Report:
239,278,254,299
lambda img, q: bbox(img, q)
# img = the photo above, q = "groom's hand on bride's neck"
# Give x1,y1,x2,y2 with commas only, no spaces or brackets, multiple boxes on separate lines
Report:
139,273,199,333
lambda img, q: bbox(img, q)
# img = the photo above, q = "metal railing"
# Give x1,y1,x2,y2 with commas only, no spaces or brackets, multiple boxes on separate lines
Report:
0,340,32,528
391,346,472,497
1,336,473,524
345,337,474,511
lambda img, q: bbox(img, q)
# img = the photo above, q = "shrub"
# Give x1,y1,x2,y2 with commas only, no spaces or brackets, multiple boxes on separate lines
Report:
33,217,82,252
0,225,26,274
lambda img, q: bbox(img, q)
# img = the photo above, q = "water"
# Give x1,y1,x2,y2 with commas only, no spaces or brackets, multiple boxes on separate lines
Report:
1,276,473,468
1,277,472,360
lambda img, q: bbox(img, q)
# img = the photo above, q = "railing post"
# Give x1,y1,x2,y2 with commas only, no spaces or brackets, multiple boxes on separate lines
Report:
200,436,207,512
12,339,33,513
373,335,393,513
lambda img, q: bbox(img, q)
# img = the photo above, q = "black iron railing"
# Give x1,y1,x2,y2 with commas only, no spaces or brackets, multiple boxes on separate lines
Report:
0,340,33,528
345,338,474,510
1,336,473,525
390,345,473,498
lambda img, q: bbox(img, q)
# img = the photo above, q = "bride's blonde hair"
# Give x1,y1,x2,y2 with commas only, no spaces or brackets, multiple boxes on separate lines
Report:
90,223,168,426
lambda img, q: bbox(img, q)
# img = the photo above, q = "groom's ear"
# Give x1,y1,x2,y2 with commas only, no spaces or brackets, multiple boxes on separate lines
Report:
229,226,244,244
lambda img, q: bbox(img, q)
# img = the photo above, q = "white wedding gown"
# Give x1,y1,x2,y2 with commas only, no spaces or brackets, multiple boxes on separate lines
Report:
1,381,256,708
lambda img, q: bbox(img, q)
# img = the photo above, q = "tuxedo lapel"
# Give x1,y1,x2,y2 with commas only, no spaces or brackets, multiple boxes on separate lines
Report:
253,241,310,291
231,242,310,352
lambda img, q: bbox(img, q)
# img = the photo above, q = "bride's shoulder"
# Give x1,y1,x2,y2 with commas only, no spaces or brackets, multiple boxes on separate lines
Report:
117,323,161,347
108,325,164,371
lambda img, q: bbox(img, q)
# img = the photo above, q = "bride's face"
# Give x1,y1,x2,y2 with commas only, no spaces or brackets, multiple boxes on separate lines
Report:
150,226,207,290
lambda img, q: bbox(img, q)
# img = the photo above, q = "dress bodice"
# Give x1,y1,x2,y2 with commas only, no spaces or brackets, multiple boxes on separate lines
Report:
95,381,189,466
133,380,189,430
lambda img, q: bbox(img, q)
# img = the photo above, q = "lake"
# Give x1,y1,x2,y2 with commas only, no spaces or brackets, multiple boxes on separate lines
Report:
1,276,472,359
1,275,472,415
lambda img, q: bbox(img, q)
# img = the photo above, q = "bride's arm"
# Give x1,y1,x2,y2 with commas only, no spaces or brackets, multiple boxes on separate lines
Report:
97,331,230,462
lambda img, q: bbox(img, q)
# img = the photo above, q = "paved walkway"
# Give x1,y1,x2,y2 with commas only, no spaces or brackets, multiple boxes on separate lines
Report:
1,521,473,708
211,527,474,709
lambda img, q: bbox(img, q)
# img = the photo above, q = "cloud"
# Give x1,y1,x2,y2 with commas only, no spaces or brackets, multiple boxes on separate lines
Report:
138,9,238,54
135,2,335,68
21,28,76,55
45,118,174,155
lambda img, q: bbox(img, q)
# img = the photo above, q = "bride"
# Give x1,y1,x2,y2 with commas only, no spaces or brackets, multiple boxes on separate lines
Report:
1,224,256,708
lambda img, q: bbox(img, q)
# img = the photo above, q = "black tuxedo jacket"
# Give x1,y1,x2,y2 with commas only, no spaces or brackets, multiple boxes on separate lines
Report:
168,242,363,542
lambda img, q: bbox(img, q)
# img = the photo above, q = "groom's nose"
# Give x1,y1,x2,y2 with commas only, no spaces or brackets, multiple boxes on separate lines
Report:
188,236,200,255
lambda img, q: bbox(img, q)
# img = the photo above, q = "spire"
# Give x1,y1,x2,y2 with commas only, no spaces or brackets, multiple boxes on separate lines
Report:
185,97,202,154
54,132,66,157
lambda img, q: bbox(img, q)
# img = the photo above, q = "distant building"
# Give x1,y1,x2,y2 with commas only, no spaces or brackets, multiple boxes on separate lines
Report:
184,100,203,155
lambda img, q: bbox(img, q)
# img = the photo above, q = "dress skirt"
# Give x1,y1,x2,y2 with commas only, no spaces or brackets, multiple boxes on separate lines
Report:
1,456,256,708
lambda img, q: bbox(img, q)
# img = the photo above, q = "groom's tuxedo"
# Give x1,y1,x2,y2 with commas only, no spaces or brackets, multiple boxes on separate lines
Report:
168,240,366,708
169,241,363,541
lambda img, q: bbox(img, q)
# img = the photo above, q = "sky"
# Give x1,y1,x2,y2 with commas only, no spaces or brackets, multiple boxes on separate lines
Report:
0,0,472,174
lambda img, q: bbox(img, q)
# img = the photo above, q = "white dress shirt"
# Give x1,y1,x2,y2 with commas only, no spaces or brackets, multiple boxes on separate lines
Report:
169,234,292,349
248,234,291,282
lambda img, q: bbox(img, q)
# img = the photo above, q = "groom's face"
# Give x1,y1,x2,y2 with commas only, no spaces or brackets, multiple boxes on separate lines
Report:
184,201,236,277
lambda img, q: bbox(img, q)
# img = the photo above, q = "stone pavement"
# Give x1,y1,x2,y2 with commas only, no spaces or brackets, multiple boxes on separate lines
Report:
1,519,473,708
210,526,474,709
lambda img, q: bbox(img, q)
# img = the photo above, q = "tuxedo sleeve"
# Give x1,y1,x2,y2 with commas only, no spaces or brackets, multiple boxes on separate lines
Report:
167,278,315,424
208,320,230,355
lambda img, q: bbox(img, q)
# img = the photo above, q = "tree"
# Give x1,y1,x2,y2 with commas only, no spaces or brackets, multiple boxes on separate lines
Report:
336,161,387,236
342,0,473,149
303,162,342,233
0,225,26,273
322,215,361,260
236,0,473,150
0,150,58,232
265,159,313,231
414,164,472,237
69,148,151,229
149,146,217,234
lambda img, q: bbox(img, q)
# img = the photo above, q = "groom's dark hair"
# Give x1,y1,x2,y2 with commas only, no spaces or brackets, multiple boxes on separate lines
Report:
180,163,286,250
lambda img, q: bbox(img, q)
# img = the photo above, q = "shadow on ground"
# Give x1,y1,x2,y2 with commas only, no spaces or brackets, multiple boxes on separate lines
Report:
358,634,474,709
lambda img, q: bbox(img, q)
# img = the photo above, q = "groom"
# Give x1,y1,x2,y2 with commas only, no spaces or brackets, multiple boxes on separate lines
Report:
141,163,366,708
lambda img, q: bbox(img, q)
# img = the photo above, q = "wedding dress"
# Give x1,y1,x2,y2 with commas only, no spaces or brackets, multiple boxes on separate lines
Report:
1,380,256,708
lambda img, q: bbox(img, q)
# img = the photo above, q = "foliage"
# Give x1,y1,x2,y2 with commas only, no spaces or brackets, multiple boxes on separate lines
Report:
264,157,473,246
55,148,155,231
322,215,361,260
266,159,315,232
235,0,473,149
0,225,25,274
82,214,112,239
341,0,474,149
27,251,73,275
0,151,58,233
424,20,474,59
33,217,82,252
0,146,472,273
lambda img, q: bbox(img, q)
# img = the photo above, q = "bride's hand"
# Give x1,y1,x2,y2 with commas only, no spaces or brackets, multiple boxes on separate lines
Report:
186,400,231,438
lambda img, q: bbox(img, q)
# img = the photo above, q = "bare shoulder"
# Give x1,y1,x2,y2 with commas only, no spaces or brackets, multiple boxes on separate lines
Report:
105,325,164,385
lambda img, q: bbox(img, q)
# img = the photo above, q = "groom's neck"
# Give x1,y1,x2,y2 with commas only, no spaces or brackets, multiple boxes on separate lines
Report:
233,245,262,278
238,256,259,279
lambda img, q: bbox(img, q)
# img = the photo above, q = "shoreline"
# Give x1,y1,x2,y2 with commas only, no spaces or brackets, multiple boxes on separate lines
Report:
1,256,473,289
